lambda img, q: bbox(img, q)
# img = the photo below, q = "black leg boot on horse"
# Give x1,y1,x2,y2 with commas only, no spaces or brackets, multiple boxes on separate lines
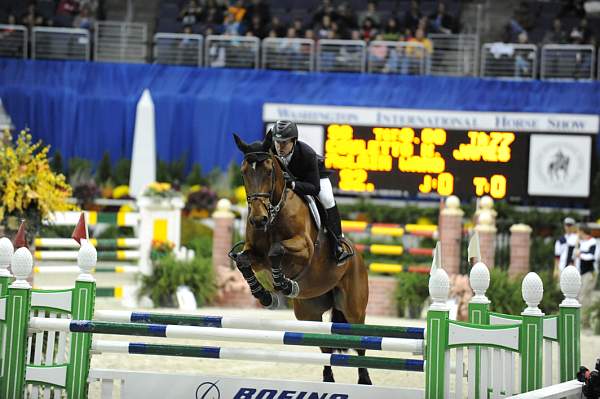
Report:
325,205,354,266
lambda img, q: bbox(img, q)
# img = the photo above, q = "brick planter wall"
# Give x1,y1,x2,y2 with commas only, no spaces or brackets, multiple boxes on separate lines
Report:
366,276,398,317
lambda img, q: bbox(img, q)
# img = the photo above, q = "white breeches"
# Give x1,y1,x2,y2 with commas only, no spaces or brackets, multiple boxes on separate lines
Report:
318,178,336,209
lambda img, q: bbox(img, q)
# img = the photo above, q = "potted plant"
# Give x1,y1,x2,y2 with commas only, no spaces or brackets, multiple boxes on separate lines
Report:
0,129,74,242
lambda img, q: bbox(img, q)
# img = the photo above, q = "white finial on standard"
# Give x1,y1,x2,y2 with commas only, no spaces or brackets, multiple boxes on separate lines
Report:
480,195,494,210
429,242,449,311
77,239,97,282
445,195,460,210
560,265,581,308
213,198,234,218
521,272,544,316
477,210,493,226
469,262,490,304
11,247,32,288
0,237,14,277
467,232,481,266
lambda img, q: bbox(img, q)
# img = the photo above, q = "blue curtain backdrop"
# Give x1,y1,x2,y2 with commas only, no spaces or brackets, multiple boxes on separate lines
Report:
1,58,600,173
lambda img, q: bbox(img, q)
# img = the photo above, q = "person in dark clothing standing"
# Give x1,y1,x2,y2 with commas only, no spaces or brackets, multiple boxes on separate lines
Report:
268,120,353,266
554,217,578,277
575,224,597,326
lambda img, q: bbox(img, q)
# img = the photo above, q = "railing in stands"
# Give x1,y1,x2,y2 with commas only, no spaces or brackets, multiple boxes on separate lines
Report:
205,35,260,69
0,24,27,59
262,38,315,72
94,21,147,63
32,27,90,61
153,33,203,66
367,41,427,75
540,44,596,81
480,43,538,79
429,33,479,77
317,39,366,73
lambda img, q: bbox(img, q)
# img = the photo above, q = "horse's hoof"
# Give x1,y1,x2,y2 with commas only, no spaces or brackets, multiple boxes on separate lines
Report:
266,293,280,310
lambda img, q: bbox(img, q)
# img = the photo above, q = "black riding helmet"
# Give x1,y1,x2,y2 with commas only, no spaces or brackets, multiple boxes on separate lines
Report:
272,120,298,141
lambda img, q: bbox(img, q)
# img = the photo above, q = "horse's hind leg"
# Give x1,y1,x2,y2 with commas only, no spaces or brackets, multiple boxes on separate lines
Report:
292,295,335,383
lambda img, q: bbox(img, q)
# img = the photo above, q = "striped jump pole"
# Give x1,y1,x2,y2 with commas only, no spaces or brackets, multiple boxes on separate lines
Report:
368,263,430,274
33,250,140,261
33,266,139,274
354,245,434,257
34,238,140,249
94,310,425,339
30,318,424,354
342,221,438,238
92,340,425,372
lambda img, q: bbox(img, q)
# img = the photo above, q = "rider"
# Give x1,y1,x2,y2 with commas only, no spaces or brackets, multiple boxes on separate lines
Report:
268,120,353,266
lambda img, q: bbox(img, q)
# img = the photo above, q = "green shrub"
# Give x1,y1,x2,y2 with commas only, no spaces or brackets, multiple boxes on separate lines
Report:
186,235,213,259
96,151,112,184
486,268,561,316
139,254,216,307
113,158,131,186
395,273,430,318
486,268,522,315
181,218,213,248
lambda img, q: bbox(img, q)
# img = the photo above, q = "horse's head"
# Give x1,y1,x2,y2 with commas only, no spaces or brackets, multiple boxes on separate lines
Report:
234,133,284,230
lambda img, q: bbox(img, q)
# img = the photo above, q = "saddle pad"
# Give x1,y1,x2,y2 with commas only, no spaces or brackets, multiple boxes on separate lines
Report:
305,195,321,231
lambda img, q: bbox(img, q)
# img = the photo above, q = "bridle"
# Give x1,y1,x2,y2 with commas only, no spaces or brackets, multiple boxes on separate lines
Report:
244,152,288,228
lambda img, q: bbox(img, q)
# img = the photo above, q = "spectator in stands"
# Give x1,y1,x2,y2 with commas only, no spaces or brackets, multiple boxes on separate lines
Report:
304,28,315,40
179,0,203,26
267,15,286,37
429,2,456,34
417,16,430,36
335,2,357,35
360,17,378,42
368,34,388,66
228,0,247,23
243,0,269,27
313,0,337,26
382,17,401,41
383,35,409,74
570,18,594,44
73,4,95,30
248,15,266,39
358,1,380,28
542,18,568,44
203,0,226,26
316,14,333,40
404,0,422,35
514,31,534,77
279,27,302,62
22,3,44,30
222,11,242,35
292,18,305,37
407,27,433,72
56,0,80,17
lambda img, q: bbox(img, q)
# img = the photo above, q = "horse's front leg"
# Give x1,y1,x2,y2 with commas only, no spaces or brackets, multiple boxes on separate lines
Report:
268,237,311,298
230,249,280,309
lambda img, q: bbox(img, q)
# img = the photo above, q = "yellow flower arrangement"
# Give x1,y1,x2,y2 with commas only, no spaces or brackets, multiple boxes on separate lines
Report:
112,185,130,199
234,185,246,204
143,181,179,199
0,129,74,224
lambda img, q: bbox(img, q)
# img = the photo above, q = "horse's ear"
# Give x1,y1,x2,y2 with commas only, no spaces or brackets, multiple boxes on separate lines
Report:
233,134,249,153
262,129,273,152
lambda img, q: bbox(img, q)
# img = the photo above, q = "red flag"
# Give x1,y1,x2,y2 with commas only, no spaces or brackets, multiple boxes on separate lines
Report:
71,212,88,245
14,220,27,249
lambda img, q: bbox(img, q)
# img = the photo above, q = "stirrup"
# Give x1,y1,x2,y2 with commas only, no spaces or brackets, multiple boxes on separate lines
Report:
334,238,354,267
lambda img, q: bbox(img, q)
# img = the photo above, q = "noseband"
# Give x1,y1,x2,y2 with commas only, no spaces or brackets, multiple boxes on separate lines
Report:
244,152,288,228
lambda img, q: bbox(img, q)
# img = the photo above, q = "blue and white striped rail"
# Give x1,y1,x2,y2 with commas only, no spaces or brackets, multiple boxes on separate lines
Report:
94,310,425,339
91,340,425,372
30,318,424,354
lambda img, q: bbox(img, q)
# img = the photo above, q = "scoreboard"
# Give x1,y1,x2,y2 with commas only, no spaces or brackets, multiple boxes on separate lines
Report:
264,104,598,202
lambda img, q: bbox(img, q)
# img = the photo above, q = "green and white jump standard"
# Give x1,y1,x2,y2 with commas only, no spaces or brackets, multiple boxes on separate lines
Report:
0,236,584,399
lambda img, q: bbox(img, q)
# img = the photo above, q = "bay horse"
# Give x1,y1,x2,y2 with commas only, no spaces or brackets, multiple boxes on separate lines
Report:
230,134,371,385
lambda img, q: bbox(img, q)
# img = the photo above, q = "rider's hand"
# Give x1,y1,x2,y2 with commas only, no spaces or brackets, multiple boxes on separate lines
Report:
282,171,292,181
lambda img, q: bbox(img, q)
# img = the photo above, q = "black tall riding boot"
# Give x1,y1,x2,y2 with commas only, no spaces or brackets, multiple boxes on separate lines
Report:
326,205,354,266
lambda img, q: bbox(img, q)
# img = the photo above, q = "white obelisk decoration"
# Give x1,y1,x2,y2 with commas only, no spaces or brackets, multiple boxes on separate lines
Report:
129,89,156,198
468,232,481,266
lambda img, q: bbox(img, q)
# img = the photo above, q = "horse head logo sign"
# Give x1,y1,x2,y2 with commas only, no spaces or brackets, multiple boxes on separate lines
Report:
547,150,570,182
196,381,221,399
528,134,591,197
